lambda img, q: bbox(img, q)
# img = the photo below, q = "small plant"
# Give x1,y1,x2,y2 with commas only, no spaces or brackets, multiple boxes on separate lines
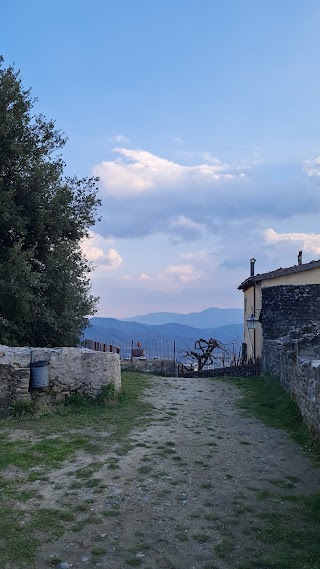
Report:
9,400,38,418
96,383,123,406
65,392,91,409
193,533,210,543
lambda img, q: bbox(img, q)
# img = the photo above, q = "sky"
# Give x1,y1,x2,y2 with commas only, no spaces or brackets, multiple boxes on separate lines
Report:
2,0,320,318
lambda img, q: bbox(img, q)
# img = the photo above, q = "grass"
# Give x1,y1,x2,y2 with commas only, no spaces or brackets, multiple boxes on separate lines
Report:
0,371,153,568
218,373,320,569
232,373,320,466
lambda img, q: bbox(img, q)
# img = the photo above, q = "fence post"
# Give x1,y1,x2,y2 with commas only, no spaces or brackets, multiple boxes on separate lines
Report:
131,339,133,361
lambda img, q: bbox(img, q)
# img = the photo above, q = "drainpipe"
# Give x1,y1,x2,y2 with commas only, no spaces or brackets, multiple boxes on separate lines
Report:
250,258,256,361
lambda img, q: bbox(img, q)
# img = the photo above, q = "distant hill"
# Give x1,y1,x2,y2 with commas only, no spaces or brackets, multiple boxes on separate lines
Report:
122,307,243,328
84,317,243,361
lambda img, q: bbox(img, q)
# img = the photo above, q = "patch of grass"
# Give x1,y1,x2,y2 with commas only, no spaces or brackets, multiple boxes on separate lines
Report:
268,478,295,489
9,400,38,418
222,374,320,569
231,373,320,466
125,557,142,566
214,538,235,558
176,532,188,542
204,513,219,521
193,533,210,543
194,459,209,468
92,546,107,556
0,434,97,470
138,465,152,475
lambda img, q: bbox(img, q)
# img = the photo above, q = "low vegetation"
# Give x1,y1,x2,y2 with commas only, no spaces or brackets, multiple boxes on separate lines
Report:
227,373,320,569
0,371,153,567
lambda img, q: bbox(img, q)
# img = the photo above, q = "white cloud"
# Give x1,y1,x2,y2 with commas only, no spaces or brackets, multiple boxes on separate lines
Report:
181,249,212,262
304,156,320,177
112,134,130,144
264,228,320,254
172,137,184,145
169,216,205,242
121,272,151,281
81,232,123,268
93,147,246,197
162,264,201,282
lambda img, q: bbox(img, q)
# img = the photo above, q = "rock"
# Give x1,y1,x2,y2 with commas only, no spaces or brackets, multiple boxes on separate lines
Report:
136,552,145,558
59,563,70,569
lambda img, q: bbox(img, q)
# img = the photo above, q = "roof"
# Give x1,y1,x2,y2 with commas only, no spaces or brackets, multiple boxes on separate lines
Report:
238,259,320,291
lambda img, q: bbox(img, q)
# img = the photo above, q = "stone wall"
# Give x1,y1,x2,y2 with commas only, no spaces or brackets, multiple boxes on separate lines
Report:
121,359,176,376
0,345,121,413
263,339,320,438
262,284,320,340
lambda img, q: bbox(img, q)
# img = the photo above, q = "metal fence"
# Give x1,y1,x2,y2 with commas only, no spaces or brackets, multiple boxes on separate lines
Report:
85,337,260,377
87,338,176,361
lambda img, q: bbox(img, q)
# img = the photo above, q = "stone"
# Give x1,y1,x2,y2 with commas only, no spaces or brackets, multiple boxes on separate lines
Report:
59,563,70,569
0,345,121,412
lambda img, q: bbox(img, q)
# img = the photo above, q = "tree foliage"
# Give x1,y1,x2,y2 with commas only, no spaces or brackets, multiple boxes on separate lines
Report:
0,56,101,346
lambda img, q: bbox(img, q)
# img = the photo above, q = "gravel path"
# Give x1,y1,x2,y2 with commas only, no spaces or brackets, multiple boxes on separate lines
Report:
36,376,320,569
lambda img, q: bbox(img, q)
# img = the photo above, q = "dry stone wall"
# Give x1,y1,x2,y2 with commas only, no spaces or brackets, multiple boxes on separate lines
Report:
261,285,320,438
261,284,320,340
0,345,121,414
121,359,176,376
263,338,320,438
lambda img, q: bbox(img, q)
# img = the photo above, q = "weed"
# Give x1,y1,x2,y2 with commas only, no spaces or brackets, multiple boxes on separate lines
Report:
214,538,234,558
268,478,295,489
138,465,152,474
126,557,142,566
9,400,39,418
193,533,210,543
176,532,188,542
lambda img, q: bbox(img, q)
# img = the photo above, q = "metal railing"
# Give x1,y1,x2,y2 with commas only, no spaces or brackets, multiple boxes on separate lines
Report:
86,338,176,361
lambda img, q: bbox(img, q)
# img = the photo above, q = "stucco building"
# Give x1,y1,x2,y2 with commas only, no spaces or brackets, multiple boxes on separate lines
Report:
238,254,320,362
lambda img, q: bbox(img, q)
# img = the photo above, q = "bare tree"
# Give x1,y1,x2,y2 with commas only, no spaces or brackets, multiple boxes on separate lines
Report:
183,338,227,371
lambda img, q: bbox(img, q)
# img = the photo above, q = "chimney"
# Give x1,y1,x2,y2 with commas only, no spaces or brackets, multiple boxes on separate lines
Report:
250,258,256,277
298,251,302,265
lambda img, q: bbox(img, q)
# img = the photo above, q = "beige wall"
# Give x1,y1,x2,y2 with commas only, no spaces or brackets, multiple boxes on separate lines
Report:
261,267,320,287
243,284,262,361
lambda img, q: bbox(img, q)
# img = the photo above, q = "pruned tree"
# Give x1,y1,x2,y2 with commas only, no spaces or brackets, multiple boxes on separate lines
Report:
183,338,226,371
0,56,101,346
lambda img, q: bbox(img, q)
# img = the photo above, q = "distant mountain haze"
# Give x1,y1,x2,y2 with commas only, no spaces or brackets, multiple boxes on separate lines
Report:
85,308,244,359
122,307,243,328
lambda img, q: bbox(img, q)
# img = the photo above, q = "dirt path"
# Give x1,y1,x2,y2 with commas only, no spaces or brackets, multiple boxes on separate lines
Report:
35,376,319,569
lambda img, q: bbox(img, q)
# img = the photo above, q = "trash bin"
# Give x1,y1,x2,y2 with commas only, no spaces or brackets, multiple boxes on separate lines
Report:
30,360,49,388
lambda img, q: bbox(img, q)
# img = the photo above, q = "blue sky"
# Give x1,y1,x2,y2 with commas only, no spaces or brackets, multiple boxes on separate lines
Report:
2,1,320,317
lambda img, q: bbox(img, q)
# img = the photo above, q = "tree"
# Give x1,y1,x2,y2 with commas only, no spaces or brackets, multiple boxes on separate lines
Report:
0,56,101,347
183,338,226,371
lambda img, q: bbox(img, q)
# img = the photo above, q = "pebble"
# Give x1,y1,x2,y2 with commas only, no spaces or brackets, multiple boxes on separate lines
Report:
100,533,107,538
82,557,90,562
59,563,70,569
136,552,145,558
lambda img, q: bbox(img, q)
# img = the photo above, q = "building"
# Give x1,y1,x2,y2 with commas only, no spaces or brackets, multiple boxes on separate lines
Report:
238,253,320,362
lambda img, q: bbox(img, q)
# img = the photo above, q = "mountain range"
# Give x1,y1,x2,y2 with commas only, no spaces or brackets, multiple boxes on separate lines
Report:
122,307,243,328
84,308,244,361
